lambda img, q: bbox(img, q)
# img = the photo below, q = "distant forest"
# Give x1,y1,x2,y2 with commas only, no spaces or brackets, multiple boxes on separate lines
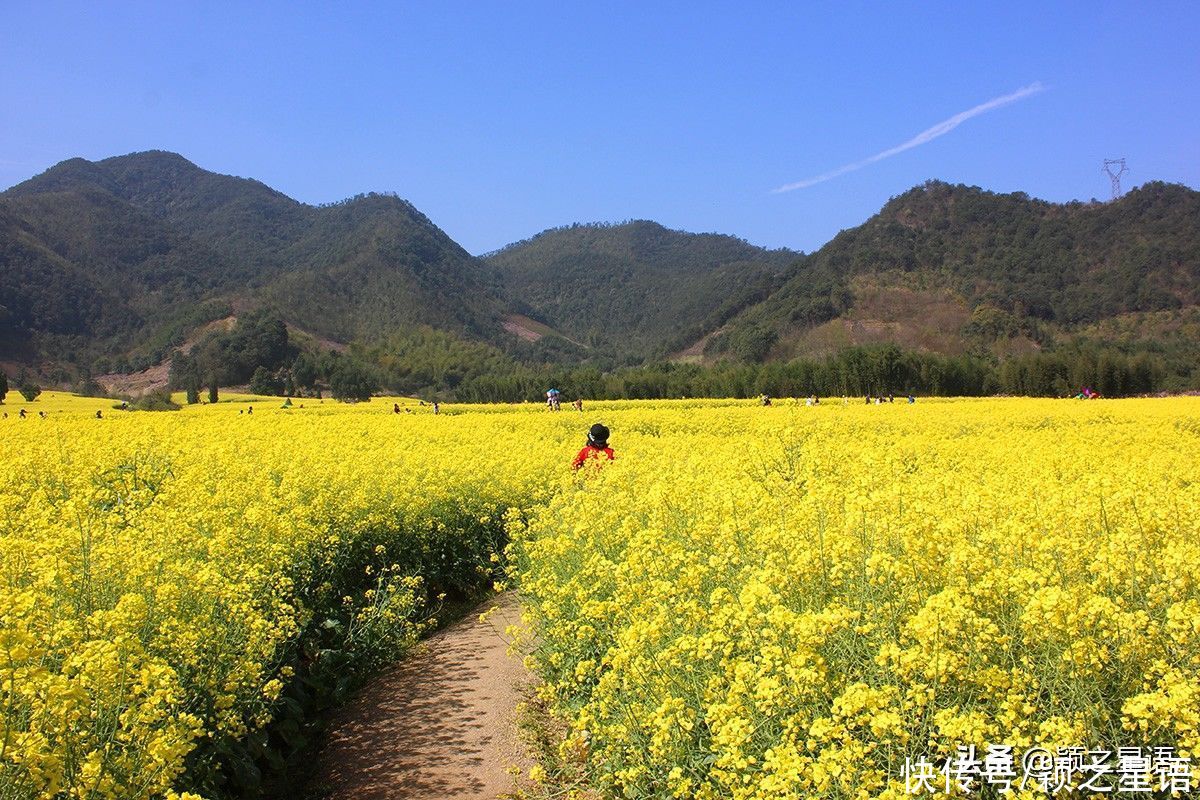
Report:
147,312,1192,404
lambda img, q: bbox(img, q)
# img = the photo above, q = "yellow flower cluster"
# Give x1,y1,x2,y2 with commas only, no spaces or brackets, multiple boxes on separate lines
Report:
0,395,561,800
511,397,1200,799
5,393,1199,798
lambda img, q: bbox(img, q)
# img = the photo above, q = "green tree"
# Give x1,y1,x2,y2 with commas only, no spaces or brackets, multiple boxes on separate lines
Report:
249,366,283,396
16,372,41,402
729,326,778,362
73,375,106,397
292,353,318,390
208,378,219,404
331,360,378,402
186,375,201,405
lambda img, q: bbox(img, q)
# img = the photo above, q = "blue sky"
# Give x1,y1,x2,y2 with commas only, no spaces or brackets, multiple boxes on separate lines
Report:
2,2,1197,255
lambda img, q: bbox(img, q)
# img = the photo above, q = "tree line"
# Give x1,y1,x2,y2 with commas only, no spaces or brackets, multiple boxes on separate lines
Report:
452,344,1181,403
151,313,1193,406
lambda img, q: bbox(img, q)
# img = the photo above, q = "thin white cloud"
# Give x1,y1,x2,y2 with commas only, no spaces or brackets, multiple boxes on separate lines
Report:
773,82,1046,193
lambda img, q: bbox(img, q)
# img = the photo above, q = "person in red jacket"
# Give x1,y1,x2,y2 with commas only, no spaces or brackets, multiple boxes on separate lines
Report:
573,423,614,470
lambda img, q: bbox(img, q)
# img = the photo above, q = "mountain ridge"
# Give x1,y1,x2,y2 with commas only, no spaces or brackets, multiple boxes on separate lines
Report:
1,151,507,370
3,152,1199,394
705,179,1200,362
484,219,801,359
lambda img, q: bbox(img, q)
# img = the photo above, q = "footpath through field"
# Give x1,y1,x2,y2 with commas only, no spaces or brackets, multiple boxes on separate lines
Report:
308,592,532,799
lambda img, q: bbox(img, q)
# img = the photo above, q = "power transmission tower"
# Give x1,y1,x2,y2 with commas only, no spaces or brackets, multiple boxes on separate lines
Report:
1102,158,1128,200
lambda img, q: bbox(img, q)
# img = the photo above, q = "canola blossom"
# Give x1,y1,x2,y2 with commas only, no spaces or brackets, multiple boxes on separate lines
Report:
0,394,560,800
510,397,1200,799
1,393,1199,799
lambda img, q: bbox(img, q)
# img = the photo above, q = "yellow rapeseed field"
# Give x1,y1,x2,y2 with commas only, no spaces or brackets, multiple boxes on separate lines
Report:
0,393,561,800
510,397,1200,799
2,393,1198,799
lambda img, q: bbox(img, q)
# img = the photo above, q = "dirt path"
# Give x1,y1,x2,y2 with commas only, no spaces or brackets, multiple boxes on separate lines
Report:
308,592,533,799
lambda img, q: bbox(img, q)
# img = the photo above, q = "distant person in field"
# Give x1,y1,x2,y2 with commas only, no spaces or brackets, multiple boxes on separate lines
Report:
573,423,614,470
432,401,440,414
394,403,401,414
96,410,103,419
573,398,583,412
760,394,772,407
18,409,26,419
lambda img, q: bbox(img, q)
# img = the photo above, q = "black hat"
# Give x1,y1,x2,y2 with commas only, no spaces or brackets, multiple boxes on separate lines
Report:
587,423,610,446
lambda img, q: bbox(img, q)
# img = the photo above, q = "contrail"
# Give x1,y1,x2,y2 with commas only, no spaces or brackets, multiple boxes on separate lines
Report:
773,82,1045,193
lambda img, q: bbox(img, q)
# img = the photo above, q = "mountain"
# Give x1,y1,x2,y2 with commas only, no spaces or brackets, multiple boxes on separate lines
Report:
3,152,1199,395
707,180,1200,361
0,151,505,370
484,220,800,360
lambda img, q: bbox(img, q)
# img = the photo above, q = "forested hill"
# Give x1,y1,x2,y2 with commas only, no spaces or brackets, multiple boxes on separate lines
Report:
485,220,801,359
0,151,505,369
2,151,1199,397
707,180,1200,361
